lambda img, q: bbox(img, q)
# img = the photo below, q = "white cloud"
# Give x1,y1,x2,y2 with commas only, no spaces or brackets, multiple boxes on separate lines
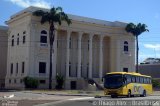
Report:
5,0,51,8
144,44,160,51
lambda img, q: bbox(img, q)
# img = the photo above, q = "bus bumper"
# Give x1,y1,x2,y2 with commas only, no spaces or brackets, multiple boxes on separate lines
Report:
104,89,123,96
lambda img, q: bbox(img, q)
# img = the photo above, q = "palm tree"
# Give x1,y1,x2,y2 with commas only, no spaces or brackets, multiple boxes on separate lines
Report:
33,7,71,89
125,23,149,73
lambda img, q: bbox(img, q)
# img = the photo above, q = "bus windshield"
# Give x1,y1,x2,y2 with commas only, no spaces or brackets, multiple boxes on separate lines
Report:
104,74,124,89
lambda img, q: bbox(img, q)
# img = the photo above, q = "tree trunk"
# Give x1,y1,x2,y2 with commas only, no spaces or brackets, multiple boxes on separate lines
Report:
136,36,139,73
49,22,55,89
49,45,53,89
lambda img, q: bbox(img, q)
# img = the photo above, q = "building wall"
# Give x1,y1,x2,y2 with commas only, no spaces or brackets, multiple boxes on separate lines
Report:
139,64,160,78
0,26,8,89
5,6,135,89
5,14,31,89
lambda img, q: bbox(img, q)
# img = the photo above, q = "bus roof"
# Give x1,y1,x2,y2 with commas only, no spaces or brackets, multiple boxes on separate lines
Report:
106,72,151,78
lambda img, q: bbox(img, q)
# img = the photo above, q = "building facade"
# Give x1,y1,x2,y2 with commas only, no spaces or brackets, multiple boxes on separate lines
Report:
139,64,160,79
0,26,8,89
5,6,135,89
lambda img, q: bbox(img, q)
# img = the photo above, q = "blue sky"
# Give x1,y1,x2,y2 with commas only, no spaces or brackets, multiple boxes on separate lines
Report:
1,0,160,62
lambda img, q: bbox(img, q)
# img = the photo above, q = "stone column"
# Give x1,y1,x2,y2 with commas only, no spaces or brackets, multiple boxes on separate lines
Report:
66,30,71,78
77,32,83,78
89,33,94,78
110,37,115,72
99,35,104,79
110,37,120,72
53,30,57,78
116,40,121,72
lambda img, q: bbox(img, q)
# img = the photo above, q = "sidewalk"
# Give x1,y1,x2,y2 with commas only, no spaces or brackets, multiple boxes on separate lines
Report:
1,90,160,98
0,92,14,98
22,90,104,97
23,90,160,97
152,91,160,96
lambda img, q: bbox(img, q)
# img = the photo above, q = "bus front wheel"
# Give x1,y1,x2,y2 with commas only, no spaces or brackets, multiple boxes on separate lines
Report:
111,95,117,98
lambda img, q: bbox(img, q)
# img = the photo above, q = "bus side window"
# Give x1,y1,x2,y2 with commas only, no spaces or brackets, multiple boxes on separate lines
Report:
123,75,127,84
146,78,148,84
144,77,147,84
131,76,133,82
143,77,145,84
149,78,151,84
140,77,143,83
143,77,145,83
136,76,140,83
127,75,131,83
131,76,135,83
147,78,150,84
149,78,152,84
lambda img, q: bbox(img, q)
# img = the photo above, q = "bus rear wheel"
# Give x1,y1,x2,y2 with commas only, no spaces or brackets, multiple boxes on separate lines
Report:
140,90,146,97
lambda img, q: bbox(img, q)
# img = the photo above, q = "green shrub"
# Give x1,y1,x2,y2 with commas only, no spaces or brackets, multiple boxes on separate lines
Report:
55,74,64,90
152,79,160,88
23,77,39,89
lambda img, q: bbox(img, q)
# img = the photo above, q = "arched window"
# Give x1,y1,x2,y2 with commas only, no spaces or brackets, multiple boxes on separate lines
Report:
40,30,47,44
41,30,47,34
23,31,26,44
69,37,71,49
81,63,83,77
87,63,89,78
11,35,14,46
69,62,71,77
124,41,128,52
23,31,26,34
17,33,19,45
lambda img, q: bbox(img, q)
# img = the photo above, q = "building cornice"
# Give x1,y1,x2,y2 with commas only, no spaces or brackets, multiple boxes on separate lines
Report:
8,6,127,28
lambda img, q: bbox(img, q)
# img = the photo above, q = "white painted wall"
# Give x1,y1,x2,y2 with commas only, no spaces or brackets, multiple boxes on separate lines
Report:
5,6,135,89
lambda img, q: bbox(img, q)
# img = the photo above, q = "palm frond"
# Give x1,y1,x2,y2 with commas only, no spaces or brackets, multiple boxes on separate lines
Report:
32,6,71,25
56,14,62,25
33,10,45,16
141,24,149,32
125,23,136,35
56,7,63,12
50,7,56,15
59,12,72,25
41,13,50,24
125,22,149,36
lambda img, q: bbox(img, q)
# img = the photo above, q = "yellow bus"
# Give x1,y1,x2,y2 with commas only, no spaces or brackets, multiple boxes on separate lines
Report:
104,72,152,98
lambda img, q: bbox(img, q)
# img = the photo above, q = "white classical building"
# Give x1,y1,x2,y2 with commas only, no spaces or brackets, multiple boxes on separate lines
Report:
5,6,135,89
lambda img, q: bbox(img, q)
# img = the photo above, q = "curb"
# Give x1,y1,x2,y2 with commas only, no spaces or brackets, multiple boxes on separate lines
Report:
22,91,91,97
33,100,68,106
46,93,90,96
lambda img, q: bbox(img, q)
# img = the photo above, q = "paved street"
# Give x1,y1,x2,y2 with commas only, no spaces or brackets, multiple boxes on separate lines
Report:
0,91,160,106
0,91,90,106
41,96,160,106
